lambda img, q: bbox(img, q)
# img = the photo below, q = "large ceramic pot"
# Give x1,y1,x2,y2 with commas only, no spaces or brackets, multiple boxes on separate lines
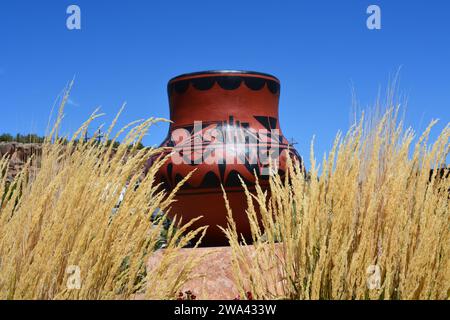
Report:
153,70,300,246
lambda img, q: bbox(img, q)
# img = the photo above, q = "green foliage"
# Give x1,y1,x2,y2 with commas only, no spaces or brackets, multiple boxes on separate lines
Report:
0,133,45,144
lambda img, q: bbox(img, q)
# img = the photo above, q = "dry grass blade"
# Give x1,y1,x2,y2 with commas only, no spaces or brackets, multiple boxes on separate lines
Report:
0,88,205,300
223,105,449,300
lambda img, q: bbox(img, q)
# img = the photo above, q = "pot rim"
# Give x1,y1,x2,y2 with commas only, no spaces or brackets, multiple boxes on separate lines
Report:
168,70,280,83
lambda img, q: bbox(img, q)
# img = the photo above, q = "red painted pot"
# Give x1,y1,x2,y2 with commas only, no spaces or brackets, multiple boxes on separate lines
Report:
153,70,300,246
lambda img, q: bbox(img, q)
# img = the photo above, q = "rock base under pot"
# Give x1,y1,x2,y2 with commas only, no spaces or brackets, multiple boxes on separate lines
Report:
146,244,283,300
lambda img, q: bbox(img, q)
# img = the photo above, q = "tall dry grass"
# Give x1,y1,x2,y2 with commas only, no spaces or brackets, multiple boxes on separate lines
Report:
0,87,207,299
222,106,449,300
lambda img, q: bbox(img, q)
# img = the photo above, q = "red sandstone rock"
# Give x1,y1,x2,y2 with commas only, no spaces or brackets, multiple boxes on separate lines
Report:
0,142,41,182
147,244,283,300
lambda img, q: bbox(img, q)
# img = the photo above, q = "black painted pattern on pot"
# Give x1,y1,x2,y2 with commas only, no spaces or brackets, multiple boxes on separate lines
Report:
244,77,266,90
168,76,280,96
217,76,242,90
192,77,215,90
173,80,189,94
157,115,301,190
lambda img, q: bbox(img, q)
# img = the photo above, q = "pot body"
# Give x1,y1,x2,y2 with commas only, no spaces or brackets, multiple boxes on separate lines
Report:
155,70,300,246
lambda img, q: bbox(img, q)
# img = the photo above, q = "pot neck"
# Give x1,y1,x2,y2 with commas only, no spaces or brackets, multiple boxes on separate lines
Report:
167,74,281,129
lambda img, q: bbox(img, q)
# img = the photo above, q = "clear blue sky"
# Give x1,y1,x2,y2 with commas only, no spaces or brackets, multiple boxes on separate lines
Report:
0,0,449,168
